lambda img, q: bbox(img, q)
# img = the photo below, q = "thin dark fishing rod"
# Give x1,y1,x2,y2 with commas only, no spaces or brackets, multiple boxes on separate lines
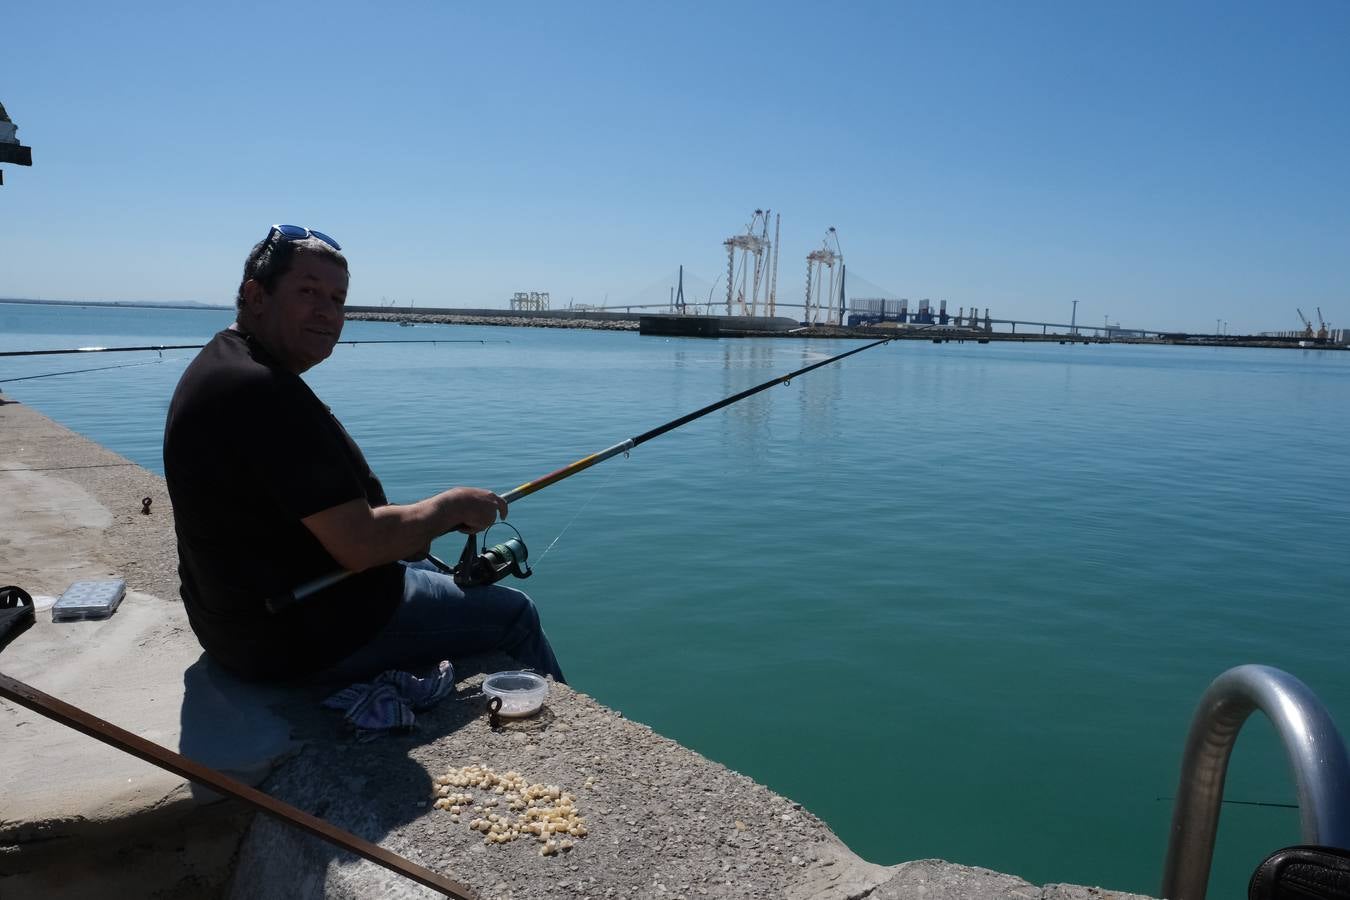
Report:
1156,796,1298,810
286,336,892,605
0,344,204,357
631,337,891,448
0,358,174,384
501,336,893,504
0,339,506,358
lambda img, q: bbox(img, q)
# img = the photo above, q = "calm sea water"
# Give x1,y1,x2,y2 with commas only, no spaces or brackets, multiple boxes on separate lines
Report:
4,300,1349,897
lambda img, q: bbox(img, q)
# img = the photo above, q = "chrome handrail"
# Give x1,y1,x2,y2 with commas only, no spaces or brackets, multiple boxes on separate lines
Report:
1161,664,1350,900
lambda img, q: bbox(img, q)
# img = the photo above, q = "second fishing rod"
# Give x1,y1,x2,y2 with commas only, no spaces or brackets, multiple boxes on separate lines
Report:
275,336,892,610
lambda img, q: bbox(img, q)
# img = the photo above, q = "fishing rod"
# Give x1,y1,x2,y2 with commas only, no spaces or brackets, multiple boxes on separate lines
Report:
0,339,507,357
0,357,174,384
1156,796,1298,810
276,336,892,610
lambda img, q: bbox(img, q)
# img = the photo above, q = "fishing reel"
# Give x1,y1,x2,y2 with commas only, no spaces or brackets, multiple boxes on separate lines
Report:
452,522,533,588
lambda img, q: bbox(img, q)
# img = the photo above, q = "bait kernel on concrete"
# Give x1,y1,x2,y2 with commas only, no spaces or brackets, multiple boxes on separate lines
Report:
432,764,588,853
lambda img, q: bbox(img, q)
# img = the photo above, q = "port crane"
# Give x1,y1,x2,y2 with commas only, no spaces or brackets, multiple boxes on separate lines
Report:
1316,307,1330,341
804,227,843,326
1296,308,1314,339
723,210,778,318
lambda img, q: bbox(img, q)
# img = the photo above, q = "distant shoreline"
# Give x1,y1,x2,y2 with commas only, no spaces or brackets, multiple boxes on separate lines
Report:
1,298,231,311
345,309,639,331
7,299,1343,350
349,309,1350,349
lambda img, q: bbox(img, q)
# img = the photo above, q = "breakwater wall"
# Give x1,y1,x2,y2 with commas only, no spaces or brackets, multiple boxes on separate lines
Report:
347,308,797,335
346,306,640,331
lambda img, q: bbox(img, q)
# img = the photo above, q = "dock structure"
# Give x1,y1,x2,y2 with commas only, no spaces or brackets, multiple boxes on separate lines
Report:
638,312,799,337
0,100,34,187
0,401,1157,899
508,291,550,312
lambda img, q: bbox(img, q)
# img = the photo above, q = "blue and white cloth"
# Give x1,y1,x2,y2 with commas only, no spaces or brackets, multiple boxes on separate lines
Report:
323,659,457,741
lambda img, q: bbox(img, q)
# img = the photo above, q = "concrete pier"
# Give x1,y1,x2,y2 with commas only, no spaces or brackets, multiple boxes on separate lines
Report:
0,398,1155,899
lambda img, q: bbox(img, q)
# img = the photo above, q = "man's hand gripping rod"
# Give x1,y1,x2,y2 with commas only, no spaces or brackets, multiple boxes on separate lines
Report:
273,439,634,610
272,336,891,612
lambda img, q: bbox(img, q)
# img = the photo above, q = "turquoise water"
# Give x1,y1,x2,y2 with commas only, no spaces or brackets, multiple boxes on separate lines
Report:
4,300,1349,897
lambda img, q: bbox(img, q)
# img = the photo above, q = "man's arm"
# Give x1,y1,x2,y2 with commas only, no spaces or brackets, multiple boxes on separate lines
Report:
301,486,508,573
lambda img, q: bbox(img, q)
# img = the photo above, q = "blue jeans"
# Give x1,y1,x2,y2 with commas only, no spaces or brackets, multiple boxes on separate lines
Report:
311,560,565,685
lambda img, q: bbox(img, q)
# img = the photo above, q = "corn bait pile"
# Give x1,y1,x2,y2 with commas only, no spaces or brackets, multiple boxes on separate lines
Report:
432,764,589,856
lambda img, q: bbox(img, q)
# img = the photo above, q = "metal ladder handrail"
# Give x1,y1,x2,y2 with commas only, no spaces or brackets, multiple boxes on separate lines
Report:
1161,664,1350,900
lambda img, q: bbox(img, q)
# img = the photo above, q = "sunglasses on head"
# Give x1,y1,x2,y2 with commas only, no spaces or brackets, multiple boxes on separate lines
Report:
262,224,341,252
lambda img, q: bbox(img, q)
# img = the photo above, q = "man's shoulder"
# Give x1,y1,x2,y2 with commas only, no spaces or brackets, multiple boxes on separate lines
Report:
180,330,290,401
168,333,306,448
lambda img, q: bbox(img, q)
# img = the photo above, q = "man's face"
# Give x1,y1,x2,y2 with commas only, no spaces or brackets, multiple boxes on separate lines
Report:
245,252,348,373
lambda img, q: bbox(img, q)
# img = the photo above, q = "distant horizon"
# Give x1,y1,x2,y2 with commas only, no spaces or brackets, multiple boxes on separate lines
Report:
1,270,1338,337
0,295,1293,337
0,296,540,313
1,297,231,310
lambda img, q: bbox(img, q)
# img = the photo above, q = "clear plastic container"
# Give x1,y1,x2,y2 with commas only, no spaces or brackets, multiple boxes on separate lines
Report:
482,670,549,717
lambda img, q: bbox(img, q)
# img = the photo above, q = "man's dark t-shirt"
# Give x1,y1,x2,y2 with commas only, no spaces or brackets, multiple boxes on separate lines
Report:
163,328,402,680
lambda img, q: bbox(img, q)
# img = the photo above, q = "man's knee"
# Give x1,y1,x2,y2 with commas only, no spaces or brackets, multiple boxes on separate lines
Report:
485,587,542,644
499,587,540,626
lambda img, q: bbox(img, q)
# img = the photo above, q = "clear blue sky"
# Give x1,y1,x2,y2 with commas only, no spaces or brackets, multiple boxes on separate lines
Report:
2,1,1346,333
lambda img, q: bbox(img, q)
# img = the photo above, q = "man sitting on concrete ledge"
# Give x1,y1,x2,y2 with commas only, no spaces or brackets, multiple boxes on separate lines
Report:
163,225,564,685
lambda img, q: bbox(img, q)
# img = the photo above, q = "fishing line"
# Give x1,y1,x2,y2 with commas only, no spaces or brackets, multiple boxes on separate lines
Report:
0,463,138,472
0,357,179,384
279,335,892,608
0,339,507,358
0,337,508,385
533,463,619,568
